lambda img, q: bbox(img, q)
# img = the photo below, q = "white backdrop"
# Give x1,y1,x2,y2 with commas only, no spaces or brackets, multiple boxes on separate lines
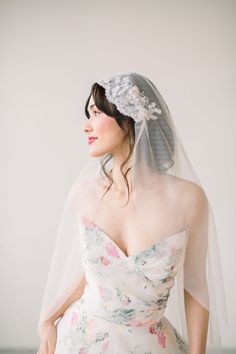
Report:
0,0,235,349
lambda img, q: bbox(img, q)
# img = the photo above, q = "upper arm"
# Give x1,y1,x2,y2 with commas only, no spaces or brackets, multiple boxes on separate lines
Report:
184,184,209,293
185,184,209,233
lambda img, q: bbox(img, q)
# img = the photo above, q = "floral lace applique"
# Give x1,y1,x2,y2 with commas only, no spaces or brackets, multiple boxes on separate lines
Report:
97,72,162,123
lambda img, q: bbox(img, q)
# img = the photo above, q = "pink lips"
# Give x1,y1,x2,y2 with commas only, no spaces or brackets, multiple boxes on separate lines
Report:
88,137,97,144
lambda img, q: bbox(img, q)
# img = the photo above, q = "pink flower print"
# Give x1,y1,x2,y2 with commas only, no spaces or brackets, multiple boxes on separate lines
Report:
121,296,131,305
101,340,110,352
149,325,166,348
149,325,157,334
71,311,79,326
128,318,146,326
105,242,120,258
100,256,111,266
78,348,87,354
81,216,96,230
157,330,166,348
98,285,105,296
115,287,131,305
98,285,113,301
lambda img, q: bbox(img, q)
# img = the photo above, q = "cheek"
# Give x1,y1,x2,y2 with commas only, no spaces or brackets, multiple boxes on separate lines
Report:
95,117,121,140
89,117,124,156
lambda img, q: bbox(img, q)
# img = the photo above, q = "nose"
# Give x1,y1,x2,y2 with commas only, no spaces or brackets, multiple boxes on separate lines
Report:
83,120,93,134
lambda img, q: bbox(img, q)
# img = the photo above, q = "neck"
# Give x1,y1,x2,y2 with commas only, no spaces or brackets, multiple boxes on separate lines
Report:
109,157,133,195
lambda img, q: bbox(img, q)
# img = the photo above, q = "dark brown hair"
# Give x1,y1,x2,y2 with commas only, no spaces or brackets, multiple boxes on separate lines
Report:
84,82,135,206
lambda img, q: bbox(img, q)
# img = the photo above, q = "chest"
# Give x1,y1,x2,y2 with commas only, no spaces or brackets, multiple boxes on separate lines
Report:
91,190,186,258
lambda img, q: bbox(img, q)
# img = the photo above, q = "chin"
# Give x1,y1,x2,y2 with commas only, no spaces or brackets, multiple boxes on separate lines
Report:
88,148,109,158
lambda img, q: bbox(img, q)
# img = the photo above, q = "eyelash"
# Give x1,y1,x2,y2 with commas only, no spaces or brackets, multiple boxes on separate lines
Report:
89,110,100,118
87,110,101,119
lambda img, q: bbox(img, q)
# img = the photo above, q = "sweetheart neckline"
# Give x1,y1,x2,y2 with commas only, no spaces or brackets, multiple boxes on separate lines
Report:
80,216,186,259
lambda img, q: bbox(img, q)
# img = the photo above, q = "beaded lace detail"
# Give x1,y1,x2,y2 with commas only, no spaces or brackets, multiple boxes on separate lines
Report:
97,72,162,123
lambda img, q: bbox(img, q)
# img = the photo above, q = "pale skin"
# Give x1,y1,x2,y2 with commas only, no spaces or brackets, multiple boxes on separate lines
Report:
38,94,209,354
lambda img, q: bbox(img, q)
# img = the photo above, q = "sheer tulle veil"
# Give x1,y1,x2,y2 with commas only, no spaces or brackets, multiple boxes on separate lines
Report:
37,72,228,349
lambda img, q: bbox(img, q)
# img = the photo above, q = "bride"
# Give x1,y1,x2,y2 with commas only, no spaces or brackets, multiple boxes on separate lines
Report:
37,72,226,354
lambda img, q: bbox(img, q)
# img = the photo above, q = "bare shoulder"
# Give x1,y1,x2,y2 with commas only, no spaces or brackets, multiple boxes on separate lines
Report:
164,174,207,202
175,176,209,228
164,175,209,226
176,176,208,204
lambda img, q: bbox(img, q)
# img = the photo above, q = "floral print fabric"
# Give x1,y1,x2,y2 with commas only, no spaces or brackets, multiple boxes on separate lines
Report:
54,216,189,353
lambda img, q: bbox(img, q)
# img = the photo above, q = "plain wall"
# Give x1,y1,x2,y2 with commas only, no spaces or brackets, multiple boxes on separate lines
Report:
0,0,235,349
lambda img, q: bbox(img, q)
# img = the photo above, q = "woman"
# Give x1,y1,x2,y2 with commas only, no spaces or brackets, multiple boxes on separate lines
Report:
37,72,227,353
